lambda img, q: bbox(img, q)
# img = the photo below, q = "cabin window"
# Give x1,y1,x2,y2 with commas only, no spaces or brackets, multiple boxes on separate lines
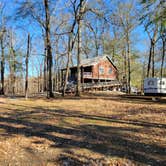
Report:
108,67,112,74
99,66,104,74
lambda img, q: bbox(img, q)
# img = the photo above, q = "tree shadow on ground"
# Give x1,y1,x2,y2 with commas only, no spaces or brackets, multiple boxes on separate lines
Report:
3,93,166,105
5,103,165,129
0,104,165,165
82,93,166,105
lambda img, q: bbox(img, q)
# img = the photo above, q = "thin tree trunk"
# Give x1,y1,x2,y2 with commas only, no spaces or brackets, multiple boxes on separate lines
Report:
0,35,5,95
123,47,127,91
43,37,47,92
38,75,40,93
152,42,155,77
11,48,16,96
147,40,153,77
56,71,59,91
146,26,158,78
40,64,43,92
62,34,72,96
112,47,115,62
141,61,146,93
160,39,165,77
95,42,99,57
9,31,15,95
127,32,131,94
25,33,30,98
95,33,99,57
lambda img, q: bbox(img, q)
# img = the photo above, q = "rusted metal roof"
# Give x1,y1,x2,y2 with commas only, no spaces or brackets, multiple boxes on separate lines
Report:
80,55,106,66
81,55,117,70
62,55,117,71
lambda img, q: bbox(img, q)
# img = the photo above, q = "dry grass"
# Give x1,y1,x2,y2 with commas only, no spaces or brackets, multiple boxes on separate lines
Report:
0,93,165,166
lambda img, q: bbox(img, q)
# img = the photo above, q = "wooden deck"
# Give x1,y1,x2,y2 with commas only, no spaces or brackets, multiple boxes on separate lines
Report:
82,80,121,91
64,80,121,93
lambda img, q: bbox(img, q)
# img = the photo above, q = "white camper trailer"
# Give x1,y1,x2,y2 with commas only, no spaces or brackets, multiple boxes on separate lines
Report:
144,78,166,96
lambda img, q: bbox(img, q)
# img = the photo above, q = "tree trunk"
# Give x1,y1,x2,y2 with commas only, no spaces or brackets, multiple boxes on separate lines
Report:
11,48,16,96
62,35,72,96
95,35,99,57
124,49,127,79
75,0,86,96
122,47,127,91
44,0,53,98
25,33,30,98
147,40,153,77
0,35,5,95
76,17,82,96
152,41,155,77
146,26,158,78
127,33,131,94
141,61,146,93
160,39,165,77
43,37,47,92
112,46,115,62
40,64,43,92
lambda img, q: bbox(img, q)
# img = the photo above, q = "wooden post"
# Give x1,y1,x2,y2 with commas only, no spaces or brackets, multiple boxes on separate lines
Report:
98,64,100,84
82,67,84,92
61,70,63,90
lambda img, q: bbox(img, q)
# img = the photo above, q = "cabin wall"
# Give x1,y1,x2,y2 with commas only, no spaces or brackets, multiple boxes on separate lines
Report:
92,59,117,80
67,58,118,84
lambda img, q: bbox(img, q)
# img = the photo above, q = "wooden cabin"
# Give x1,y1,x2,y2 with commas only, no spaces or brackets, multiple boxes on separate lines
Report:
61,55,120,91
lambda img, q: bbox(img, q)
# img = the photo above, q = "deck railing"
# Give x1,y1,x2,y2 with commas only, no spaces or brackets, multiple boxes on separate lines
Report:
83,72,92,78
82,80,121,89
63,80,121,92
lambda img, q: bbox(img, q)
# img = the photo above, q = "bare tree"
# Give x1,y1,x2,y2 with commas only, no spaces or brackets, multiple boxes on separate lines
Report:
0,27,5,95
16,0,54,98
140,0,166,78
62,29,77,96
75,0,87,96
160,24,166,77
44,0,53,98
145,26,158,77
0,3,6,95
160,38,165,78
25,33,30,98
9,31,16,95
111,2,138,93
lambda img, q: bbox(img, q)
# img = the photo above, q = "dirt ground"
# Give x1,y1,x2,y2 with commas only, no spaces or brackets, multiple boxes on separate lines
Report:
0,92,165,166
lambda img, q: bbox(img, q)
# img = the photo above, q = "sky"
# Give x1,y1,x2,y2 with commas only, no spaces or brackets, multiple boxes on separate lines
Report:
1,0,151,77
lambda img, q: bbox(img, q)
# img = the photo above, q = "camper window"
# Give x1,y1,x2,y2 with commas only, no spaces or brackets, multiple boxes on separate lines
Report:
148,80,154,86
159,81,165,85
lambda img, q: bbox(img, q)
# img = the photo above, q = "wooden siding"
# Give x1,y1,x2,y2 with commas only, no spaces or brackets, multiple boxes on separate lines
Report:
66,56,118,83
92,59,117,80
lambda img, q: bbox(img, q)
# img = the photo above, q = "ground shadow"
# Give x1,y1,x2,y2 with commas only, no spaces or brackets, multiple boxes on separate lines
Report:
0,116,165,164
0,101,165,165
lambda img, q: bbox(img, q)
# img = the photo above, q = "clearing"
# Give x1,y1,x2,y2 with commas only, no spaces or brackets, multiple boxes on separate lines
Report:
0,92,165,166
